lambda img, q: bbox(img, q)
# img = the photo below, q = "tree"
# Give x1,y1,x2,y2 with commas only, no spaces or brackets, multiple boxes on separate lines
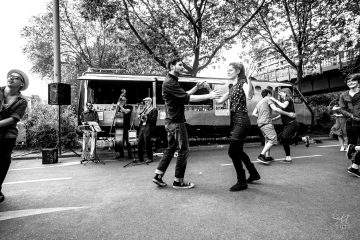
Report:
245,0,350,87
81,0,266,76
21,0,163,89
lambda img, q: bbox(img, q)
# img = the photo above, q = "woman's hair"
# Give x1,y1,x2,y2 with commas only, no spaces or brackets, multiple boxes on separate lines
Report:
229,62,247,83
345,73,360,83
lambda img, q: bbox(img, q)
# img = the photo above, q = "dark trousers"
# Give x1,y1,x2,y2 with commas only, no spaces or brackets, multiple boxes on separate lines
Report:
0,139,16,190
137,124,154,161
347,119,358,145
117,126,132,157
351,123,360,165
228,139,259,183
228,120,258,182
280,120,299,156
156,123,189,179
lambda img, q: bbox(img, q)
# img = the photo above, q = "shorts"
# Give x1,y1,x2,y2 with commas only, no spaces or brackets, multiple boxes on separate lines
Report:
259,123,278,145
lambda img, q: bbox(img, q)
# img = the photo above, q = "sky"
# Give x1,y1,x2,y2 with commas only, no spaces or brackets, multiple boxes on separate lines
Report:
0,0,49,100
0,0,242,101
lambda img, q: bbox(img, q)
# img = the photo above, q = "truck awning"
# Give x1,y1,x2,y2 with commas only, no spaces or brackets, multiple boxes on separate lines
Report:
77,73,226,85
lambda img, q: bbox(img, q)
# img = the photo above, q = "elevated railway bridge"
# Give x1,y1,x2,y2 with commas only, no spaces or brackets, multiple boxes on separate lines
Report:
253,49,359,96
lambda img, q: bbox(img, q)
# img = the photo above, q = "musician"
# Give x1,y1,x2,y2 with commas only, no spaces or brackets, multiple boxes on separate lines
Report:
80,102,99,160
115,96,133,159
137,97,158,163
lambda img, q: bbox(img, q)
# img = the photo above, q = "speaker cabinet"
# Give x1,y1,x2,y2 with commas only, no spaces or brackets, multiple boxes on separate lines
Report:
48,83,71,105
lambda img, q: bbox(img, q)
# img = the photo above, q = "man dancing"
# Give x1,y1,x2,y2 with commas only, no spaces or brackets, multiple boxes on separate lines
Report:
152,57,221,189
252,88,296,165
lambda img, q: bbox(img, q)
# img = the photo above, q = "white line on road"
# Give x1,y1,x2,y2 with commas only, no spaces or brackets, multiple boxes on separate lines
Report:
316,145,340,148
221,154,323,166
0,207,89,221
3,177,72,185
9,162,80,171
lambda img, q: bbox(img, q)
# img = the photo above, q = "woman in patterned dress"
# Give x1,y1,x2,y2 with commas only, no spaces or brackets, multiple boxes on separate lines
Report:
216,63,260,191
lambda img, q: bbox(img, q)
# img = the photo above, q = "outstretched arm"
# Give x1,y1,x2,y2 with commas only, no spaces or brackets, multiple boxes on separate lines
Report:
270,97,289,109
214,92,229,104
189,89,222,102
270,103,296,118
243,77,254,100
0,117,16,128
272,115,281,121
252,107,258,118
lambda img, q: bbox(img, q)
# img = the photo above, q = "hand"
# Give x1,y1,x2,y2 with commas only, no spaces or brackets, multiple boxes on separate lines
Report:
209,89,222,99
288,112,296,118
196,81,207,89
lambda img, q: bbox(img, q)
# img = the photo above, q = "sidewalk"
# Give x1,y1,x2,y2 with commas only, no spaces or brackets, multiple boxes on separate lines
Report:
12,135,333,161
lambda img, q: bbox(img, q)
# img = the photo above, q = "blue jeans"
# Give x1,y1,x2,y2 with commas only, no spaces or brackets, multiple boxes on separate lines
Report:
155,123,190,179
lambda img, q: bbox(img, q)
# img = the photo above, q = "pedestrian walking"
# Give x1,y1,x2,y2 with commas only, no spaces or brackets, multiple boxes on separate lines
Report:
152,57,221,189
0,69,29,202
215,62,261,191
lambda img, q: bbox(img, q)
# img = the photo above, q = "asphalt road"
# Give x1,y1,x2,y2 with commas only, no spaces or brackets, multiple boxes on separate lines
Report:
0,140,359,240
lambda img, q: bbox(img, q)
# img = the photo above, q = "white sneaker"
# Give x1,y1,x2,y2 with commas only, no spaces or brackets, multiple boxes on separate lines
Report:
281,156,292,163
340,146,346,152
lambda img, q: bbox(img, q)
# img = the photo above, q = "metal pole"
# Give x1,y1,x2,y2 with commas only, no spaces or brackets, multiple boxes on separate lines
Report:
53,0,62,155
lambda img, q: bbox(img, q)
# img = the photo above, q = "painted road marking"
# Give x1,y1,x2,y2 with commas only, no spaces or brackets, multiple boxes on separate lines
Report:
316,144,340,148
0,207,89,221
221,154,323,166
9,162,80,171
3,177,72,185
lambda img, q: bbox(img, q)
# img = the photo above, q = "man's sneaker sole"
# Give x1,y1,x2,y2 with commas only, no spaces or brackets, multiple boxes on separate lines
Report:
152,178,167,187
172,183,195,189
280,160,292,163
346,144,356,160
347,168,360,177
257,158,270,165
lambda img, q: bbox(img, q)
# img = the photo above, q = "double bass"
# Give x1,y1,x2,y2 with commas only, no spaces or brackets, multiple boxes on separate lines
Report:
109,89,126,152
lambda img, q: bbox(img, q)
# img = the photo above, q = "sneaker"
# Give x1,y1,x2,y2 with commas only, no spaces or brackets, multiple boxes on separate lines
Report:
265,156,274,162
246,173,261,183
229,182,248,191
347,167,360,177
346,144,356,160
172,181,195,189
152,174,167,187
145,159,153,163
340,146,346,152
0,191,4,202
257,155,271,165
281,156,292,163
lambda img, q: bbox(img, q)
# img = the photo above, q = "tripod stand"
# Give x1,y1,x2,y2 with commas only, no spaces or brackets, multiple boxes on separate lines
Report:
123,129,148,167
79,124,105,165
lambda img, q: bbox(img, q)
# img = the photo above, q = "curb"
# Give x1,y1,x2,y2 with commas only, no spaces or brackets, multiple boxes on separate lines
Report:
12,136,335,161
